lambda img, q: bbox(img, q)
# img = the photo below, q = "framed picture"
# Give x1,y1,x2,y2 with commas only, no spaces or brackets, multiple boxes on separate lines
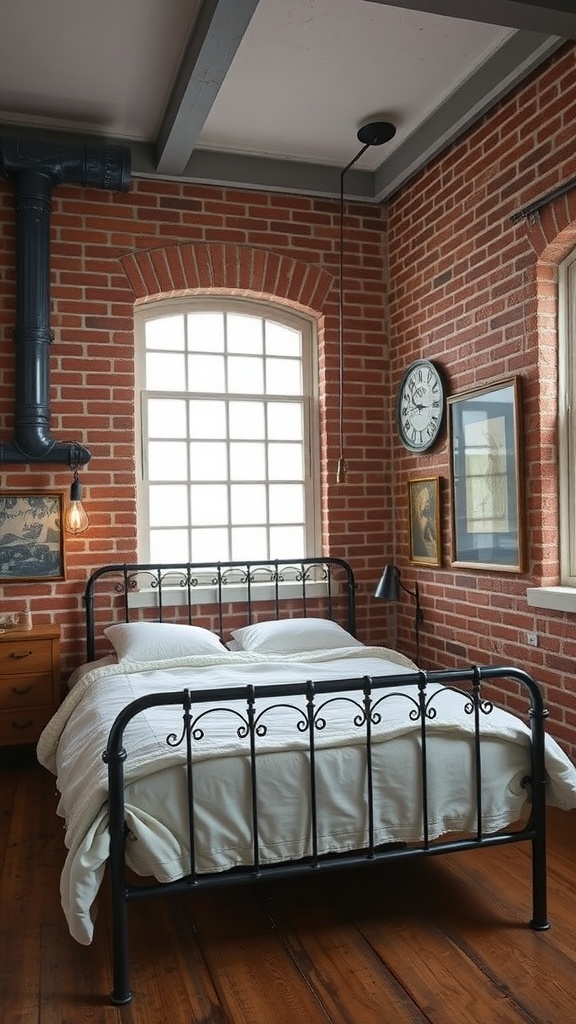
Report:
448,377,524,572
0,491,66,582
408,476,441,566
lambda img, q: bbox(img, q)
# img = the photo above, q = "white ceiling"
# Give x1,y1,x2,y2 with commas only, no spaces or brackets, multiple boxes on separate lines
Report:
0,0,574,201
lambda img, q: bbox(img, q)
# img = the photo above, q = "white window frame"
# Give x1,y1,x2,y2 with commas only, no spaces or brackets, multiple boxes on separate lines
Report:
527,250,576,611
134,296,321,565
558,249,576,587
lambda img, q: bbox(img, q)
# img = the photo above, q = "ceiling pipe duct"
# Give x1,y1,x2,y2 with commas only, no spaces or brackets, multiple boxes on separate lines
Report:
0,138,131,465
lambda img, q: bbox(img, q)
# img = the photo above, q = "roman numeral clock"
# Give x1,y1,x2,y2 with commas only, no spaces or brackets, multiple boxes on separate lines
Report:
396,359,446,452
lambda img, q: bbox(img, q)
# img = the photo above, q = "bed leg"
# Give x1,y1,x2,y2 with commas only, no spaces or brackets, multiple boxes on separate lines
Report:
105,720,134,1002
105,772,133,999
529,828,550,931
109,882,133,1004
110,985,133,1006
527,695,550,933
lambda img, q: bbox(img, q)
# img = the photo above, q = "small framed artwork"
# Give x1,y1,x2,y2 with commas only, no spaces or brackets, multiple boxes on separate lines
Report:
408,476,441,566
448,376,524,572
0,491,66,582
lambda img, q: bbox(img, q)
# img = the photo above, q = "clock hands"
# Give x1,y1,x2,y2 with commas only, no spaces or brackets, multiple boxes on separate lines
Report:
405,390,435,414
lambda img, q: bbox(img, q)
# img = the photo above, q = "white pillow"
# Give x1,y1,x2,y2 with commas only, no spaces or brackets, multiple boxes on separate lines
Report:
67,654,117,689
230,617,363,654
104,622,227,663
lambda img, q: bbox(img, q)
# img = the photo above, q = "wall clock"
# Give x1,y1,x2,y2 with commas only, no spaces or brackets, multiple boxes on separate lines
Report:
396,359,446,452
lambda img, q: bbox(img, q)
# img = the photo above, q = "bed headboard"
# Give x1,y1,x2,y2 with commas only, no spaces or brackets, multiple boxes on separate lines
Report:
84,557,356,662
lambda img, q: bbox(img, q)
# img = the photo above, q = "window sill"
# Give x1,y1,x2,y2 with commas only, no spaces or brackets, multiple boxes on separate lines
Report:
526,586,576,613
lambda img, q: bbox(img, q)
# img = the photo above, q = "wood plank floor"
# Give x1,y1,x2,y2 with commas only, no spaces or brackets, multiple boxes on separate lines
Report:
1,748,576,1023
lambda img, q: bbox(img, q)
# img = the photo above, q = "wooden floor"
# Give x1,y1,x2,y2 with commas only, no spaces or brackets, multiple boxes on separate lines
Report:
1,749,576,1024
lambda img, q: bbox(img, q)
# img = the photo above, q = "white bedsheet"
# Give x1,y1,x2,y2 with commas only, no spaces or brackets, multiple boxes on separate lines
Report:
37,648,576,945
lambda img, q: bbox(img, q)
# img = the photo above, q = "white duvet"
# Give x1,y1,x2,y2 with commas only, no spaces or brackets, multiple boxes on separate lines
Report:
37,647,576,945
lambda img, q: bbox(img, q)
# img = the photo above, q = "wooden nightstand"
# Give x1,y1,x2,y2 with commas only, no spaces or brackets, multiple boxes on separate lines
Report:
0,625,61,746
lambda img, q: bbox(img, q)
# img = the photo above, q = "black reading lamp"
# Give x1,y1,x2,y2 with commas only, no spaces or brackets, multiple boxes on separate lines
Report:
375,564,423,665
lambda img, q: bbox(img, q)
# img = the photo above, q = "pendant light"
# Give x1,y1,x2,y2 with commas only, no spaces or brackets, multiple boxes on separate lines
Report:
337,120,396,483
65,466,89,535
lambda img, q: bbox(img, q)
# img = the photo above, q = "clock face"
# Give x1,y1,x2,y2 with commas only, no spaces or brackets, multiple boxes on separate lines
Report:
396,359,445,452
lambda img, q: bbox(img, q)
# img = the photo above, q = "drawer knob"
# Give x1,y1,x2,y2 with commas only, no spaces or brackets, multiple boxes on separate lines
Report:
11,685,33,695
12,720,33,731
9,650,32,660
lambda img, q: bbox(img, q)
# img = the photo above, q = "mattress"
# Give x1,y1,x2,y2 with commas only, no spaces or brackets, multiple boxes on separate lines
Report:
37,646,576,945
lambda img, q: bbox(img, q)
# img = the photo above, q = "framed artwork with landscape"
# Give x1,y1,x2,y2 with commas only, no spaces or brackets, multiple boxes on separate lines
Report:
0,491,66,582
448,377,524,572
408,476,441,566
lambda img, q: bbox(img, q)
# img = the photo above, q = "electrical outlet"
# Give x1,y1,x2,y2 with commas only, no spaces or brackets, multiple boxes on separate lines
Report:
526,631,539,647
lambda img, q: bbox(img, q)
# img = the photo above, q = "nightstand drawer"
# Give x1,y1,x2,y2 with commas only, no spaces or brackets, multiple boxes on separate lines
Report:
0,625,60,746
0,675,53,710
0,638,53,675
0,707,53,745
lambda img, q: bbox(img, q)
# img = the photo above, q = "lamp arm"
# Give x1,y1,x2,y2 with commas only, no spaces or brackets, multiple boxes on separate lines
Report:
399,579,424,623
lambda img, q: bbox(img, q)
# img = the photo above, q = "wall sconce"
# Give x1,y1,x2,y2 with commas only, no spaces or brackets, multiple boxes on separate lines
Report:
375,563,423,665
337,119,396,484
65,467,89,535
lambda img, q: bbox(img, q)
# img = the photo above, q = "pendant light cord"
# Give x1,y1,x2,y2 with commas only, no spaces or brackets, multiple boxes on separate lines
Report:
338,143,370,484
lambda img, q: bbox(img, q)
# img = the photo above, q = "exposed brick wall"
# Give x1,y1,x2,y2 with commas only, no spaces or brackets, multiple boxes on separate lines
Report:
0,179,395,676
3,42,576,760
387,41,576,757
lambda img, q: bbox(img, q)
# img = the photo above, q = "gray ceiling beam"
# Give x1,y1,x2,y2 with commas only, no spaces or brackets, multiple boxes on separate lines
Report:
142,148,377,201
373,31,565,201
0,123,375,202
155,0,261,176
364,0,576,38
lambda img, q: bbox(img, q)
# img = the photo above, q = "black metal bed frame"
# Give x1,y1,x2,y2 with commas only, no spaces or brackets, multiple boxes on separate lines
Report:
83,560,550,1005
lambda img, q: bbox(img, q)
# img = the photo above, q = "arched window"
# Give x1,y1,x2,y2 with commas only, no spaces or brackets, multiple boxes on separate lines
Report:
135,297,320,563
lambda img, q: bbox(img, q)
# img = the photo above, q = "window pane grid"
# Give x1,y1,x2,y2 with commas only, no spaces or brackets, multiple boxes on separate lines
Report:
145,311,304,397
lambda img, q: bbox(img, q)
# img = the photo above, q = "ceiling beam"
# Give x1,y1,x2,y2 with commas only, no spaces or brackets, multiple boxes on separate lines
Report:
374,31,565,201
364,0,576,38
155,0,261,176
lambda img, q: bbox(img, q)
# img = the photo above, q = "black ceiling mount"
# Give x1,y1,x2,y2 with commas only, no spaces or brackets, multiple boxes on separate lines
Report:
356,121,397,147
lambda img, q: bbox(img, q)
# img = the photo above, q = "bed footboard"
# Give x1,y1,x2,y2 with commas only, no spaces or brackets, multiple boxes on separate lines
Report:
103,664,549,1005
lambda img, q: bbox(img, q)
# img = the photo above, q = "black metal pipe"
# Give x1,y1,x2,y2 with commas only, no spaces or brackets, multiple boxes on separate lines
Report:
0,137,131,465
0,138,131,190
510,174,576,223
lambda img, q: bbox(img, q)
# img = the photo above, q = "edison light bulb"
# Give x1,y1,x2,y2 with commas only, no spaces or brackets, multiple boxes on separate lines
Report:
65,472,90,534
65,499,89,534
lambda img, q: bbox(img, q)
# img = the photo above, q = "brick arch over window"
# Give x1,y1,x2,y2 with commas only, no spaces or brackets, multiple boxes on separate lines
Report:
120,242,333,314
120,240,340,557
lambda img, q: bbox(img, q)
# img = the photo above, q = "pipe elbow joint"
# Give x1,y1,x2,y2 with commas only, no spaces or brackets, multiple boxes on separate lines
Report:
0,438,90,466
0,138,131,192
